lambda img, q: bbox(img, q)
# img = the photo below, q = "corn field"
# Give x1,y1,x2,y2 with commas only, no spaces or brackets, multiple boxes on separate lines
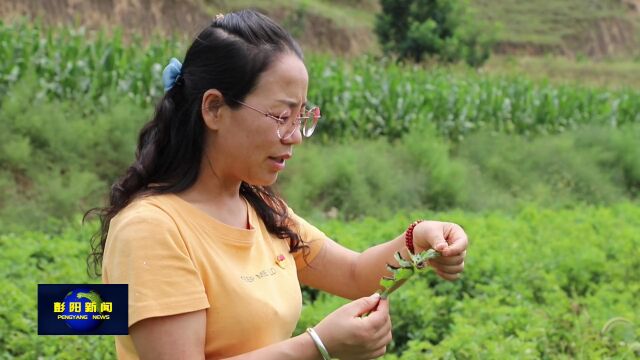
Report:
2,20,640,141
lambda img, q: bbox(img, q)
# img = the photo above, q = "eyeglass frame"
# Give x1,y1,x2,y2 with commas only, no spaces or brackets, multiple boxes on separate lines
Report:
229,98,321,140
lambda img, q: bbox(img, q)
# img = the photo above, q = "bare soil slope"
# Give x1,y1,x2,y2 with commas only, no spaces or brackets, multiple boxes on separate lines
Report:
1,0,637,58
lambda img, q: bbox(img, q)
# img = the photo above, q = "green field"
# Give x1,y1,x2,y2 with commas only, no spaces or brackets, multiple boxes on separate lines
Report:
2,205,639,358
1,21,639,229
1,9,640,359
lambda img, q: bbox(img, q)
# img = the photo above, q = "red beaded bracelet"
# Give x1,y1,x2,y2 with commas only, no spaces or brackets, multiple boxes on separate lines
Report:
405,220,424,254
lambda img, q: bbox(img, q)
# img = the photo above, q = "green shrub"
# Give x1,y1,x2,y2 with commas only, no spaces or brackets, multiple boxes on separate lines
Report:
375,0,492,66
574,124,640,198
280,138,422,220
0,74,149,231
280,127,468,220
456,127,628,211
2,205,639,358
295,203,640,358
0,222,115,359
399,124,468,209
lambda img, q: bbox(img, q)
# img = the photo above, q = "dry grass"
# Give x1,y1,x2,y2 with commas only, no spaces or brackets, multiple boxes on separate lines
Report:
483,55,640,90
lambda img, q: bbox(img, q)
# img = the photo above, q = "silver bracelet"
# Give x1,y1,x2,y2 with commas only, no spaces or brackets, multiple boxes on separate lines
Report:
306,327,331,360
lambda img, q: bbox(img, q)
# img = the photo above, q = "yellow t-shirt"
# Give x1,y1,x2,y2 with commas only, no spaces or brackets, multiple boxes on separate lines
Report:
102,193,326,359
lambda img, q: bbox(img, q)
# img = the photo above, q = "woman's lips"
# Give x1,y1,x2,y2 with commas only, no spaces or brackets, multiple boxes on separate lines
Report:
268,156,286,170
268,153,291,171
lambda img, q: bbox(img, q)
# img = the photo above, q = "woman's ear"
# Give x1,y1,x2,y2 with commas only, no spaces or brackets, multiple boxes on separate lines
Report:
201,89,226,130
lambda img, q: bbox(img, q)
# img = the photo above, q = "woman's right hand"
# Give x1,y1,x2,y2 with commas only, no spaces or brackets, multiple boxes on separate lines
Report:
313,293,392,360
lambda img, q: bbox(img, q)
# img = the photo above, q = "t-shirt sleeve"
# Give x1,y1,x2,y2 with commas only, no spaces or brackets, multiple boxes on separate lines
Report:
287,208,328,270
102,203,210,327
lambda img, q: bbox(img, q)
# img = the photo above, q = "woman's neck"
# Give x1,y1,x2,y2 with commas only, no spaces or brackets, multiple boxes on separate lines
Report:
176,157,248,229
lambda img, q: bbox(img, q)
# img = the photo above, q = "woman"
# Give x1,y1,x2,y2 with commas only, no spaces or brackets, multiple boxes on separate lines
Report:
91,9,468,360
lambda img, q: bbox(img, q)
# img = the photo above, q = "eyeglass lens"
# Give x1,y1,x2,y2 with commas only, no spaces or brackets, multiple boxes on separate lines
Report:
277,107,320,139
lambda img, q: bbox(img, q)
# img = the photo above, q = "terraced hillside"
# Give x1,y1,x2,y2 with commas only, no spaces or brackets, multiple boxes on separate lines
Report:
0,0,638,58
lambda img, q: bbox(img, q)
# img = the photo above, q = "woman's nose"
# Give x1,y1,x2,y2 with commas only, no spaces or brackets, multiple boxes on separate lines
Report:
281,126,303,145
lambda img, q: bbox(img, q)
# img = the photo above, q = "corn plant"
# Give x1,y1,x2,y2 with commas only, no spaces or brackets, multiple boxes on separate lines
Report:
2,20,640,142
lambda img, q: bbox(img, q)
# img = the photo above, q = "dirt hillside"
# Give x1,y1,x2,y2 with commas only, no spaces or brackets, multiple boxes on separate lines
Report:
0,0,374,56
0,0,637,58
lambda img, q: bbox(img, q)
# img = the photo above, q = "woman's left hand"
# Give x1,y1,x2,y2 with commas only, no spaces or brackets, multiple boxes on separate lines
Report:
412,221,468,281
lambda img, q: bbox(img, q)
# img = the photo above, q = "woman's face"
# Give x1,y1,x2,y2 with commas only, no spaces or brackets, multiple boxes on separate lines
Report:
208,52,309,186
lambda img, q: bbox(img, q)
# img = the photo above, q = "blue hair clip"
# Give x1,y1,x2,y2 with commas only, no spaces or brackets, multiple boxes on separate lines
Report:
162,57,183,92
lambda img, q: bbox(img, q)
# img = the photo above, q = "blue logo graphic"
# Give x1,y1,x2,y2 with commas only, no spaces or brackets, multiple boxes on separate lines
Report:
58,288,109,331
38,284,127,335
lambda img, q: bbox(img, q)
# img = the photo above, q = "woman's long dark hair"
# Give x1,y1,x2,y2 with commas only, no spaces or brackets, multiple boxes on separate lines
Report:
86,10,306,276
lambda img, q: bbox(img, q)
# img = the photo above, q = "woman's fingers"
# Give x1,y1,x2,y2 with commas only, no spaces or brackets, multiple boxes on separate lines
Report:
442,223,468,256
435,270,461,280
371,312,392,339
430,253,465,265
365,298,388,324
432,262,465,274
367,314,392,357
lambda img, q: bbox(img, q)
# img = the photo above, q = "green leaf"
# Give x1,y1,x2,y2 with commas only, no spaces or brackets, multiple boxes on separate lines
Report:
377,248,442,300
394,251,413,267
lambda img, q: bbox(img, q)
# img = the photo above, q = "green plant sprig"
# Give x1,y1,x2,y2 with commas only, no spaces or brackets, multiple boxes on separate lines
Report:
378,248,441,299
362,249,440,317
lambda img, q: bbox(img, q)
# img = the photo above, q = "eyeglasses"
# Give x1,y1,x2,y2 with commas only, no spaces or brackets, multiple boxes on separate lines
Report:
232,99,321,140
